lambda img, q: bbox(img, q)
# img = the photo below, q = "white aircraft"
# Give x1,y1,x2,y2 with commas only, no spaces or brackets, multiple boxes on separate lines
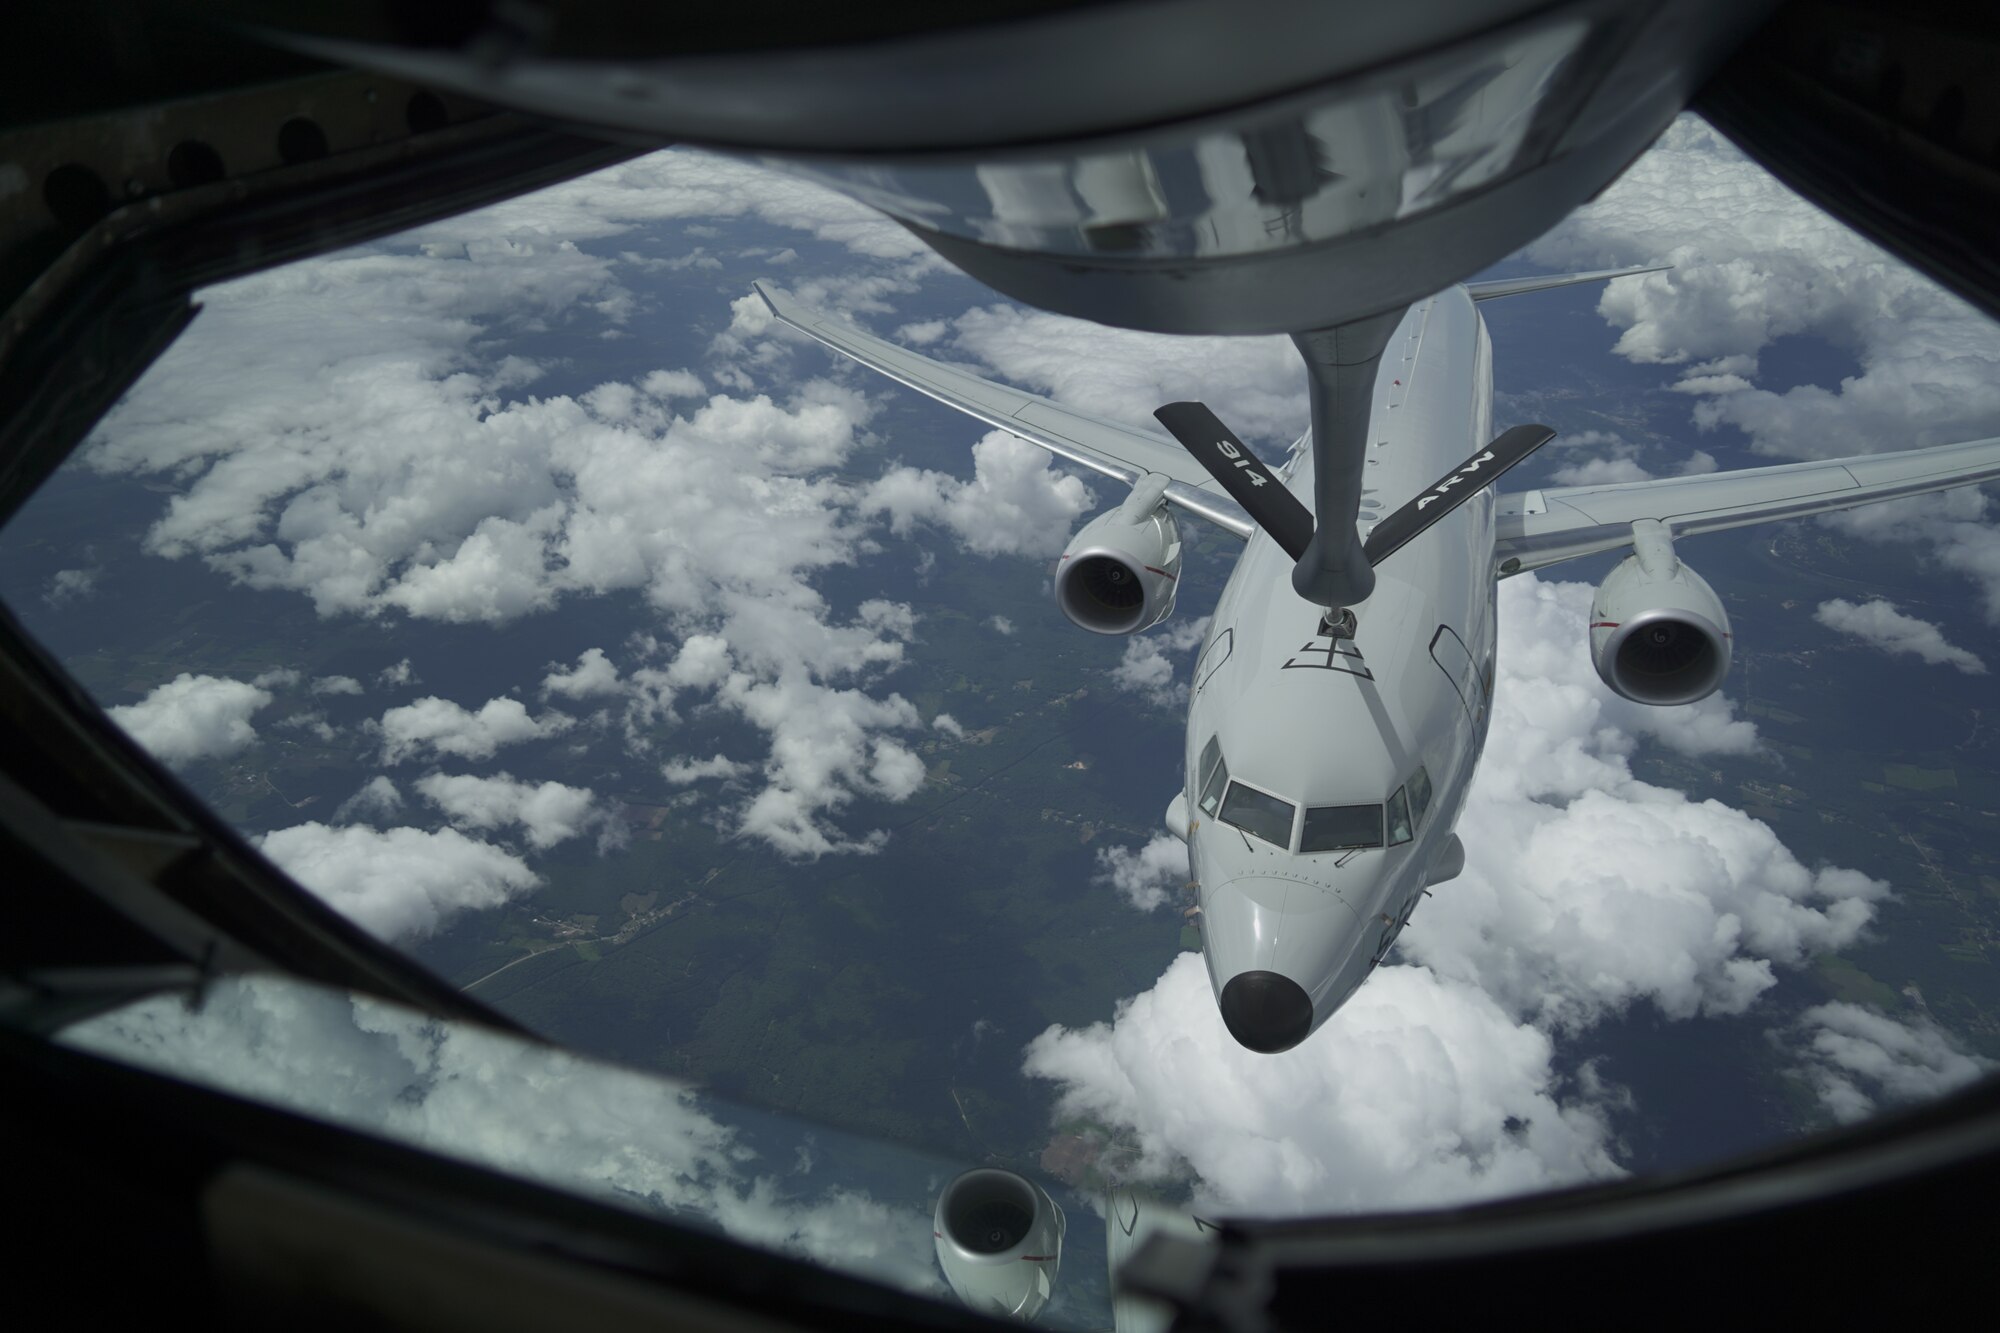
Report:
757,276,2000,1055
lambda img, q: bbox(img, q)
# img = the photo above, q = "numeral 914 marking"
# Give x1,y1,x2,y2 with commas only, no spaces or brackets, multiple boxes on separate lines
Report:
1215,439,1267,487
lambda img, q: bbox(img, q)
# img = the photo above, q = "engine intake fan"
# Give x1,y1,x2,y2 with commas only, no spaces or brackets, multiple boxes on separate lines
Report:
1589,520,1732,706
933,1168,1065,1321
1054,474,1181,635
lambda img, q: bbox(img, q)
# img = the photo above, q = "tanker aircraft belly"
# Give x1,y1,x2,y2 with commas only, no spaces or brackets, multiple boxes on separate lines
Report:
757,277,2000,1053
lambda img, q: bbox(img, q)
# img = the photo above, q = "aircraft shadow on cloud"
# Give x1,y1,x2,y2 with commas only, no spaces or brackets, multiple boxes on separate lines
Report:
757,272,2000,1060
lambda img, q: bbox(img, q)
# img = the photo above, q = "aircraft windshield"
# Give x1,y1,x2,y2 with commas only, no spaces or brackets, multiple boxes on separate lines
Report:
1219,781,1296,848
1301,804,1384,853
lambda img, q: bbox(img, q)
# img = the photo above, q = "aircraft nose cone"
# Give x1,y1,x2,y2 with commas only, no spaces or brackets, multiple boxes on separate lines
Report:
1218,971,1314,1053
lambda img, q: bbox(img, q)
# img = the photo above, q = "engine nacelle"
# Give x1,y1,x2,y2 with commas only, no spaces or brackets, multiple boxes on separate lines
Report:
933,1168,1065,1322
1055,475,1181,635
1589,521,1732,705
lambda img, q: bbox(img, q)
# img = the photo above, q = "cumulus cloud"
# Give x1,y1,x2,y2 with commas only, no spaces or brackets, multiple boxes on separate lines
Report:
863,430,1095,558
1814,598,1986,674
415,772,604,850
1109,618,1211,709
66,146,1023,860
1818,490,2000,621
542,646,624,699
85,215,883,633
258,822,540,940
949,304,1306,450
1023,574,1883,1215
276,710,336,742
1524,113,2000,610
642,368,706,399
1025,956,1622,1214
311,674,364,696
89,280,935,852
720,669,925,858
107,673,273,765
932,712,965,739
1529,116,2000,455
661,753,752,785
62,977,942,1298
1094,835,1188,912
1550,456,1653,486
376,695,575,765
333,775,403,823
1789,1002,1993,1124
43,567,97,606
988,615,1015,635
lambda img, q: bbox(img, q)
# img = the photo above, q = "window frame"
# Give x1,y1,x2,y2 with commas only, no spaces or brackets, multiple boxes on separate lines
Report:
1217,778,1298,849
1300,802,1385,854
1407,764,1433,828
1197,742,1230,816
1387,786,1413,846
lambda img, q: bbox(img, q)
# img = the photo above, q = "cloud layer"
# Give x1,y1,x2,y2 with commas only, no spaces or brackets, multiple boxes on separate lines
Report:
1094,834,1188,912
1526,113,2000,613
257,822,540,940
414,772,606,850
69,151,995,861
1814,598,1986,674
64,977,943,1297
1789,1002,1993,1124
108,673,273,765
1108,618,1210,710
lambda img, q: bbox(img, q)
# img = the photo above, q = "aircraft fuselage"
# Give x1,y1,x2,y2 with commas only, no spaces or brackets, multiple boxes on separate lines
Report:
1182,287,1496,1051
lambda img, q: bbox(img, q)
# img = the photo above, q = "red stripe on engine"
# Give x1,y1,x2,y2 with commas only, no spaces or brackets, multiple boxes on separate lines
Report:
1144,565,1179,581
1590,621,1619,628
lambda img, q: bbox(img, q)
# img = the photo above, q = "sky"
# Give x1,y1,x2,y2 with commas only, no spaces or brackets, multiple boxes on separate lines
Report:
23,113,2000,1258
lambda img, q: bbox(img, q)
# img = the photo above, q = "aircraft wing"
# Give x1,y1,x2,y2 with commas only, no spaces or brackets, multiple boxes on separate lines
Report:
1494,434,2000,574
754,283,1255,538
1462,263,1671,301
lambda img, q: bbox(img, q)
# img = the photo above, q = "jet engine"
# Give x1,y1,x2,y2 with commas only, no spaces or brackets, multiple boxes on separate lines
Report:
1589,520,1732,705
933,1168,1065,1322
1056,475,1181,635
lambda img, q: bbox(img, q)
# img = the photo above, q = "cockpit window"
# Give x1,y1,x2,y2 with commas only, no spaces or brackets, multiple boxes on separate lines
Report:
1219,781,1295,848
1407,765,1433,827
1198,743,1230,816
1387,787,1413,845
1197,734,1222,792
1301,804,1384,853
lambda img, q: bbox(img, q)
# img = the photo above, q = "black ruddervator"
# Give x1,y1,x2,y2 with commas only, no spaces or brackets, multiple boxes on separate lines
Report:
1155,400,1556,572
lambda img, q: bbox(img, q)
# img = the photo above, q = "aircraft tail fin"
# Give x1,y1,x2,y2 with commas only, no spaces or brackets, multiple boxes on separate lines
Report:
1462,263,1670,302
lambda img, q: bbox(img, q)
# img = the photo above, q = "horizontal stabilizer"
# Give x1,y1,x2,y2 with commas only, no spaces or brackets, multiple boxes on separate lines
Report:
1364,424,1555,565
1154,401,1315,560
1463,264,1670,302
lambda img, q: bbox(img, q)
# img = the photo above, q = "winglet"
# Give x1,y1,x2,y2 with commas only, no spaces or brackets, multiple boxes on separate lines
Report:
1463,264,1671,302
